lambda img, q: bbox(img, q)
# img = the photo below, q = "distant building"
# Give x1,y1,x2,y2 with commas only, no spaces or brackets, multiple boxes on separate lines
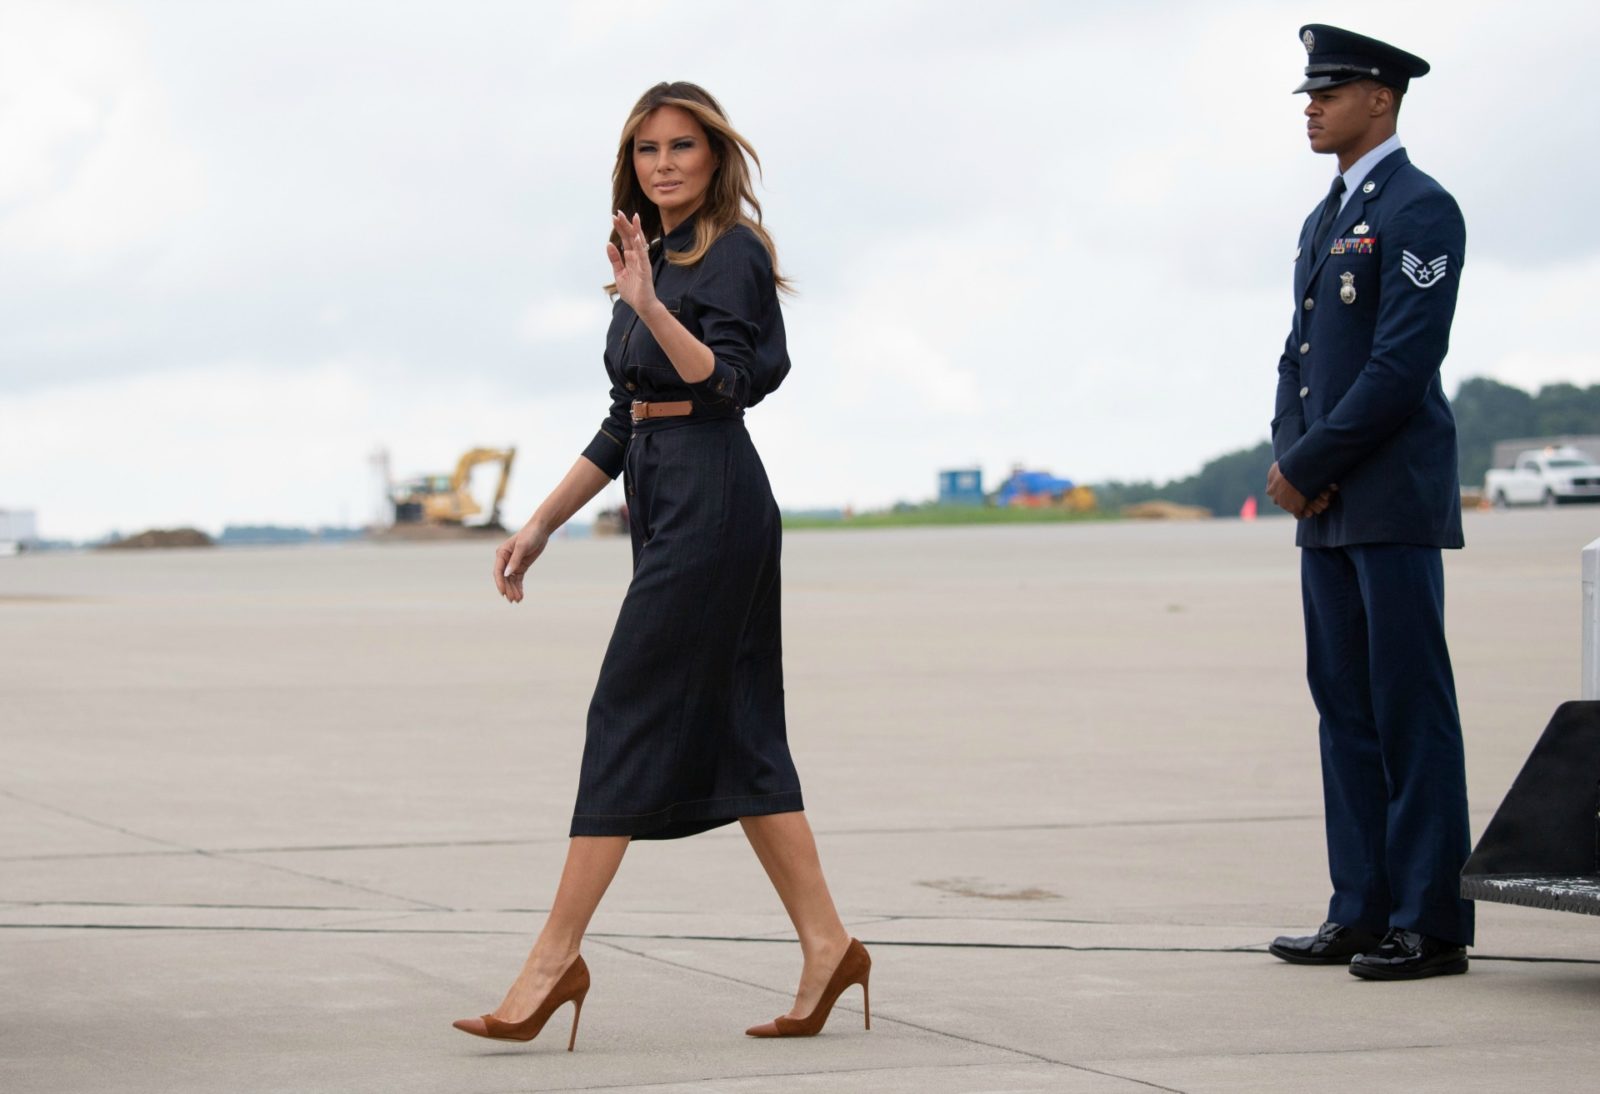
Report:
1492,436,1600,469
369,447,394,529
0,509,39,555
938,468,985,506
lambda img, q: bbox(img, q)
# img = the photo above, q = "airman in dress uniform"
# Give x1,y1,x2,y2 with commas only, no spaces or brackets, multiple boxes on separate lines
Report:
1264,25,1474,980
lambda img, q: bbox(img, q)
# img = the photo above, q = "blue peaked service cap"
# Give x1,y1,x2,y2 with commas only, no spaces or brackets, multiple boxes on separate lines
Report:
1295,24,1430,94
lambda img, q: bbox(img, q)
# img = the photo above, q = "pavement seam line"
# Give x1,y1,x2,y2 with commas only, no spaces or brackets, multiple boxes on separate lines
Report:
0,813,1330,862
0,785,449,913
7,899,412,912
0,785,193,853
495,1059,1078,1094
5,900,1131,928
587,937,1189,1094
3,923,1595,968
207,849,454,912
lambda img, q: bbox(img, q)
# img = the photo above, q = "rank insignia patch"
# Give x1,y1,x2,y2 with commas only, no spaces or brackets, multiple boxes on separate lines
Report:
1401,250,1448,288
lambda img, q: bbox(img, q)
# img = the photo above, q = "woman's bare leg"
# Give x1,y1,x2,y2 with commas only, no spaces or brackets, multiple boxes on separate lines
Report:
740,811,853,1017
493,835,629,1021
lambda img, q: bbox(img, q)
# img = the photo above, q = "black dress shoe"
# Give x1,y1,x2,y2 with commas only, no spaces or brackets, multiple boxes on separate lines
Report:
1348,928,1467,980
1268,921,1383,965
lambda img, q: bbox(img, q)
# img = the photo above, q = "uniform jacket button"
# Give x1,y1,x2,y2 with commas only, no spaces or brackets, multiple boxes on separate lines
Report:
625,382,637,392
1300,386,1310,398
1299,342,1310,354
1303,298,1315,310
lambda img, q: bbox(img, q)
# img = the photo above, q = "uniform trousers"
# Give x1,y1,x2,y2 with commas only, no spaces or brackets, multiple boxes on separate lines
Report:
1301,543,1474,945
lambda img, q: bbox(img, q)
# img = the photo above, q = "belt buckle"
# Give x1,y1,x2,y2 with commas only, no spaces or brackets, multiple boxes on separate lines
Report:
630,399,647,423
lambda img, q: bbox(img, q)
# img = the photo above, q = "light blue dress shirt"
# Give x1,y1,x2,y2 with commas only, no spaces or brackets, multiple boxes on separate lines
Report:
1338,132,1404,209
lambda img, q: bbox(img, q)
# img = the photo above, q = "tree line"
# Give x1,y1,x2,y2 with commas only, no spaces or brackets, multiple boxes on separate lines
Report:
1093,377,1600,516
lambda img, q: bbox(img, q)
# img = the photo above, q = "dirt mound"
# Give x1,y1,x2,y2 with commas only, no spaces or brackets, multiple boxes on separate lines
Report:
369,523,504,542
1121,500,1212,521
99,528,216,550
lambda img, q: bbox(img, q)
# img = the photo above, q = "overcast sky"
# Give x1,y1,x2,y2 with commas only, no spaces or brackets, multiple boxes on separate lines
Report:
2,0,1596,540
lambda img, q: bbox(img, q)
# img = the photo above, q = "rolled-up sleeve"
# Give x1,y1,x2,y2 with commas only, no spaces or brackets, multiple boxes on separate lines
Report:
685,230,786,410
580,368,631,480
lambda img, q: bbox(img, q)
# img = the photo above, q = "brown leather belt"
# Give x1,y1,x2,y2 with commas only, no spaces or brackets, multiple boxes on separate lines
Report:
631,399,693,422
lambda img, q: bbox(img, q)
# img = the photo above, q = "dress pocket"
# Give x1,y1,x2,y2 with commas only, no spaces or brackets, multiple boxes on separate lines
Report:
632,297,683,373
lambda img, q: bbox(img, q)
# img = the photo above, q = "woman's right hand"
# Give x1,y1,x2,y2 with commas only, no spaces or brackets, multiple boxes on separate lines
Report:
493,521,550,604
606,211,659,317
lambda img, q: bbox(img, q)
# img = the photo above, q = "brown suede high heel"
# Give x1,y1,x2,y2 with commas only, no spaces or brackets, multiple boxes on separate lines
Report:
745,938,871,1038
452,955,590,1050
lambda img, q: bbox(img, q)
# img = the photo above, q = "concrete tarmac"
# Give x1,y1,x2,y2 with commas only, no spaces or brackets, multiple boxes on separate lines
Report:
4,510,1600,1093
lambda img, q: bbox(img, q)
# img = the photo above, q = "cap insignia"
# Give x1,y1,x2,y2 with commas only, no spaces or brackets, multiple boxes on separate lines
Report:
1302,29,1315,52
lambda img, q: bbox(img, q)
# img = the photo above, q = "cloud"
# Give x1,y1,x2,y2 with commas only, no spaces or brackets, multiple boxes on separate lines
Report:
1,0,1595,537
518,294,612,344
0,2,202,273
1447,253,1600,392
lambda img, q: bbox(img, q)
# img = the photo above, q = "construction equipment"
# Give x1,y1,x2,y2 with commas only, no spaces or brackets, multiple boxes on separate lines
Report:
592,506,629,537
391,447,516,528
994,467,1098,512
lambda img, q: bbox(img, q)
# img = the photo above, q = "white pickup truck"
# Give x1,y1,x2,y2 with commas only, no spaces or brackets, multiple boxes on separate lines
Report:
1484,447,1600,507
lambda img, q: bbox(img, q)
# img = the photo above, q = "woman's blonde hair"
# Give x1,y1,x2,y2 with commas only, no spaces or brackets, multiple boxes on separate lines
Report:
607,81,790,295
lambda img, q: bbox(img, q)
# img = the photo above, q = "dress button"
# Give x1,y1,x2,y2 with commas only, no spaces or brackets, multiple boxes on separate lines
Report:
625,382,637,392
1303,298,1315,310
1300,386,1310,398
1299,342,1310,354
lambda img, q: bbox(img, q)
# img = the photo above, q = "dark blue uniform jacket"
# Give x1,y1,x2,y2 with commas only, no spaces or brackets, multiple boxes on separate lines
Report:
1272,149,1465,549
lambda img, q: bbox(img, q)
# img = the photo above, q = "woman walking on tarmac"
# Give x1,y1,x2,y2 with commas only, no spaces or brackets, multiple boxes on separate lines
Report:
452,82,870,1049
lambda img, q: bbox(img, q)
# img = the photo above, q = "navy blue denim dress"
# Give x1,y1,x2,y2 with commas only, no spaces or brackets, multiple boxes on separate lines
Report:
572,216,803,840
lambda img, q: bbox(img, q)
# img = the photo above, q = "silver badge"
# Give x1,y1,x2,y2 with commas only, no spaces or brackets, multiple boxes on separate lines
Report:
1353,222,1369,235
1363,180,1376,194
1303,29,1315,52
1340,270,1357,304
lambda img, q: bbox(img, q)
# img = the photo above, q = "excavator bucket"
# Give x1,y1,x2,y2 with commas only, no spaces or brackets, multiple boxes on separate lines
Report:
1460,700,1600,916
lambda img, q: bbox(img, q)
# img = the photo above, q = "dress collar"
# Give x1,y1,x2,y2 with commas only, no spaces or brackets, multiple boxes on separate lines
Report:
660,211,698,251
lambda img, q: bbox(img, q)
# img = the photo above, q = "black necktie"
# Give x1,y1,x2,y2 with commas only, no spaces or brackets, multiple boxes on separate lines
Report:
1312,175,1347,255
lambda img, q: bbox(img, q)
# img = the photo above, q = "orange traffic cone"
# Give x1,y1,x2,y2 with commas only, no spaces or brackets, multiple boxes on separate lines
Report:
1240,495,1258,522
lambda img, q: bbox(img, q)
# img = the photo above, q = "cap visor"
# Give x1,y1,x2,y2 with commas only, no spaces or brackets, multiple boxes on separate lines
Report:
1294,74,1364,93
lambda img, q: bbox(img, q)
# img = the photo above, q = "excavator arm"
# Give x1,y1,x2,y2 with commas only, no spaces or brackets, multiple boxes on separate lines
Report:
414,446,517,525
450,448,515,492
485,448,516,527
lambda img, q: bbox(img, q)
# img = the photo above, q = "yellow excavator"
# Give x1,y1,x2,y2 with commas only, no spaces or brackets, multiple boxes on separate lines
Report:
391,447,516,528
